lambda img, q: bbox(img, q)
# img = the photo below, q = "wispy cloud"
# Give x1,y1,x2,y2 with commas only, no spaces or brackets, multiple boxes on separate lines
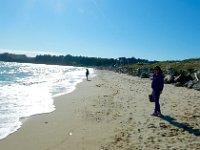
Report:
49,0,65,14
26,0,37,9
25,0,66,15
89,0,116,34
89,0,107,19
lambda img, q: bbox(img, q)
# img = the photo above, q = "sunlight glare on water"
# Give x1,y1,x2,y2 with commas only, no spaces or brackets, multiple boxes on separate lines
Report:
0,61,95,140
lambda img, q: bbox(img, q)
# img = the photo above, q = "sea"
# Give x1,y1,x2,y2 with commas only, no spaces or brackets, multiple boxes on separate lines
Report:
0,61,95,140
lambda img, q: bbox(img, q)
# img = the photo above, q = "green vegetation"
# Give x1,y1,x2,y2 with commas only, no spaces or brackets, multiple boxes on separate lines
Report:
0,53,199,74
125,58,200,73
0,53,152,67
0,53,34,63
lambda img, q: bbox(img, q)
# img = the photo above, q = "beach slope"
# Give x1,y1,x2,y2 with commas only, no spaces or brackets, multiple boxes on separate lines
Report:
0,70,200,150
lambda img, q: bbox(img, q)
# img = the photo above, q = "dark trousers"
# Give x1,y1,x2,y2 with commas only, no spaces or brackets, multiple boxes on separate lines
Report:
153,90,161,113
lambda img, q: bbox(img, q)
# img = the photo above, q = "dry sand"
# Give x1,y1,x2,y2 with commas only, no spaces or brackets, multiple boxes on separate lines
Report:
0,70,200,150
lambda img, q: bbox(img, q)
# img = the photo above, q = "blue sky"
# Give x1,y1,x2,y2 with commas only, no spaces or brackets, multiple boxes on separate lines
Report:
0,0,200,60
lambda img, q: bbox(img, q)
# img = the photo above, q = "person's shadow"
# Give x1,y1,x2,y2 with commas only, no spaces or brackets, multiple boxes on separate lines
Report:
160,115,200,136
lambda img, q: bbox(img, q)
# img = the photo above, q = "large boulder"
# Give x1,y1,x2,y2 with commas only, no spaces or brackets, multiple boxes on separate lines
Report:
174,82,183,87
164,75,174,84
197,70,200,78
174,73,193,84
183,80,195,88
140,72,149,78
131,70,138,76
126,68,134,75
192,81,200,91
136,68,150,77
165,67,176,76
174,74,182,83
194,70,200,81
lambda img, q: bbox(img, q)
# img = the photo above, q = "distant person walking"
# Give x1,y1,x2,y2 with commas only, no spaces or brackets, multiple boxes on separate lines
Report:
86,69,89,81
151,66,164,117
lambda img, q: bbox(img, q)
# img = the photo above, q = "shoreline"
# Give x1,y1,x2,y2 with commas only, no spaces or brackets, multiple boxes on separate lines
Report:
0,73,90,141
0,70,200,150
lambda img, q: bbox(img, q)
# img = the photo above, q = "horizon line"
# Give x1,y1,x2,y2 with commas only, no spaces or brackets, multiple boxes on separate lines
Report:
0,48,199,62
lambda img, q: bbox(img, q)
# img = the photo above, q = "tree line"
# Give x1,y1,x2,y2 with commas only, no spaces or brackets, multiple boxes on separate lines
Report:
0,53,155,67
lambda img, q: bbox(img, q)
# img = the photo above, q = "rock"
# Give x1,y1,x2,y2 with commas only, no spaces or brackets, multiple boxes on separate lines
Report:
131,69,139,76
164,75,174,84
174,73,193,84
183,80,195,88
136,68,142,76
174,74,182,83
186,74,193,81
165,67,176,75
194,70,200,81
136,68,150,77
174,82,183,87
196,70,200,79
126,68,133,75
140,72,149,78
192,81,200,91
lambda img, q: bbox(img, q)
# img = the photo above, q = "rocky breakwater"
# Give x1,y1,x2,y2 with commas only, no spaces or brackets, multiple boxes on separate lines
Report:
116,67,152,78
115,67,200,91
163,68,200,91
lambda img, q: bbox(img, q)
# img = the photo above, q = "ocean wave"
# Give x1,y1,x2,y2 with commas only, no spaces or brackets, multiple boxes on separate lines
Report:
0,61,95,139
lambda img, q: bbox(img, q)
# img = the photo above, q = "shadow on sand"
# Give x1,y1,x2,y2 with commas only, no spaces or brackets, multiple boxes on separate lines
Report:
160,115,200,137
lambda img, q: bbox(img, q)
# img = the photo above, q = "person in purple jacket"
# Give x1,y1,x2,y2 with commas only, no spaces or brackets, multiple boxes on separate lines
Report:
151,66,164,117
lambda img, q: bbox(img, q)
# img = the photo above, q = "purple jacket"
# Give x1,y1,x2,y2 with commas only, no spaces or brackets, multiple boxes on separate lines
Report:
151,74,164,92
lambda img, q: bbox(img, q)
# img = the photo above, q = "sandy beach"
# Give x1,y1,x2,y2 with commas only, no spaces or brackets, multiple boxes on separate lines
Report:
0,70,200,150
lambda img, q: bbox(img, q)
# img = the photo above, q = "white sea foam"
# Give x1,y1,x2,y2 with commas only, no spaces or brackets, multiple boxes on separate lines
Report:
0,61,95,140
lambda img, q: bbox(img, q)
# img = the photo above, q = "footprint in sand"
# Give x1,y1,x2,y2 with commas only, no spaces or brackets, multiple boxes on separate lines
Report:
128,117,133,123
159,122,168,129
147,123,157,128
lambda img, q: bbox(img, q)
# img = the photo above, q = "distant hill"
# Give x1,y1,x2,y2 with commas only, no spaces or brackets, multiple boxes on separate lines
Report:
0,53,199,73
0,53,153,67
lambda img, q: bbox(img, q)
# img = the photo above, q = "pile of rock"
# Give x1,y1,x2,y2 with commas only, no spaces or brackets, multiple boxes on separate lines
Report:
116,67,152,78
115,66,200,91
164,69,200,91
